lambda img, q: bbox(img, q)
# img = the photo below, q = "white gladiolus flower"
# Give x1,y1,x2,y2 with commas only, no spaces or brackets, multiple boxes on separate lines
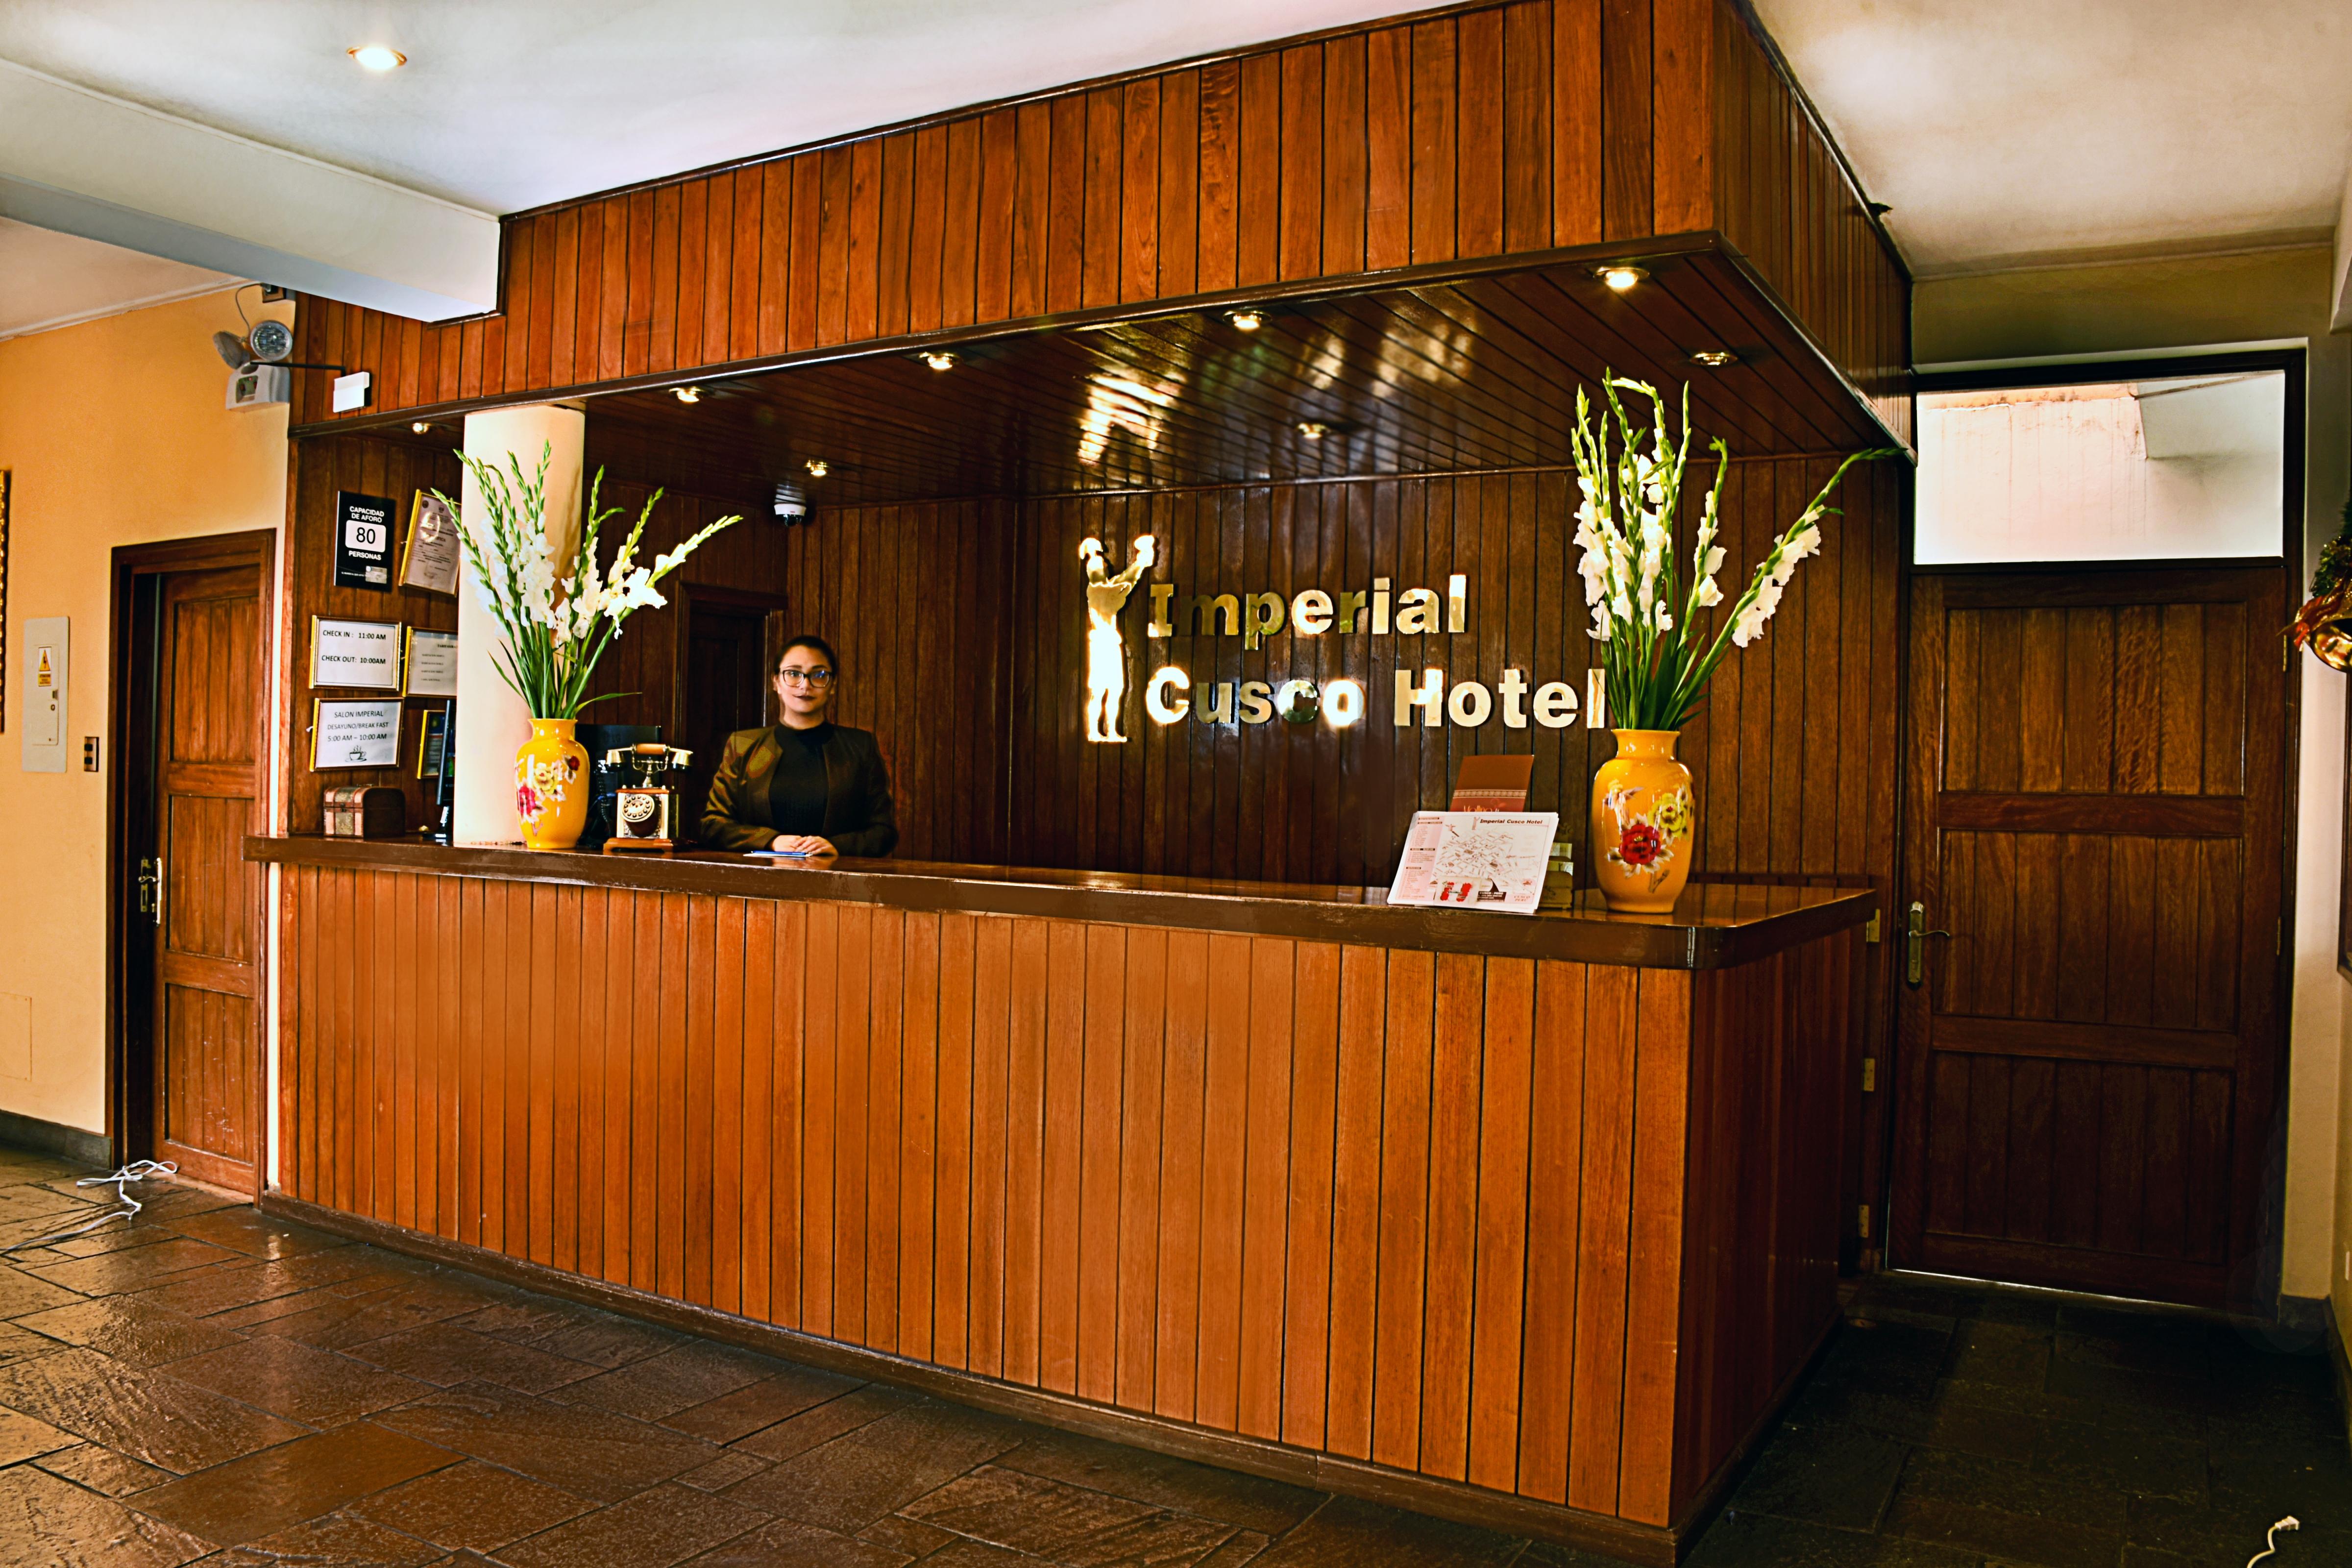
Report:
1695,577,1723,608
1703,546,1725,575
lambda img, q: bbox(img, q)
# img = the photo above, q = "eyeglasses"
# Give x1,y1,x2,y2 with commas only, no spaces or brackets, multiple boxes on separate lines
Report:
778,668,834,687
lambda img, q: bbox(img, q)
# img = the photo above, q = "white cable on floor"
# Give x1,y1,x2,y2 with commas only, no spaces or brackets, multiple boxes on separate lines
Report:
2248,1517,2299,1568
1,1160,179,1253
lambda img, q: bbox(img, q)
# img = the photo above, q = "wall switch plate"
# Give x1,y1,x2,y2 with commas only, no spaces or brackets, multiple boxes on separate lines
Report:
82,737,99,772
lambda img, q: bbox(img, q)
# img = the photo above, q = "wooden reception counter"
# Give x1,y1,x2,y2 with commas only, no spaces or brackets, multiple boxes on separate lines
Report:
246,835,1872,1565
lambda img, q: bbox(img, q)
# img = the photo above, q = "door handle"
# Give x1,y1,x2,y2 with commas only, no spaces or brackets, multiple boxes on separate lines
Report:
137,857,163,927
1905,900,1954,987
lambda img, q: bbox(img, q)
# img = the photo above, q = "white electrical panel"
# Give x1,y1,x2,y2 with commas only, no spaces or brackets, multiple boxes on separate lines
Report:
20,617,67,773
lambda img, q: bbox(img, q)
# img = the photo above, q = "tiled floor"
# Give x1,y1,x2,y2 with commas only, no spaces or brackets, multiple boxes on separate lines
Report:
0,1146,2340,1568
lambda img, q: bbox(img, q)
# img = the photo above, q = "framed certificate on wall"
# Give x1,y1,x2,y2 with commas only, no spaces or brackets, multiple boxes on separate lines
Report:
400,490,463,596
310,617,404,690
405,628,458,697
311,699,402,769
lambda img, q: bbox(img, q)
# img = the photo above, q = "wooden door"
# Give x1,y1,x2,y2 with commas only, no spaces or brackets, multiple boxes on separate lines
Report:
143,564,269,1190
675,590,783,825
1891,567,2288,1308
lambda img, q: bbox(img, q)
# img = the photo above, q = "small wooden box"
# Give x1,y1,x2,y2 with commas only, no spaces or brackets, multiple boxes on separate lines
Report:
322,785,406,838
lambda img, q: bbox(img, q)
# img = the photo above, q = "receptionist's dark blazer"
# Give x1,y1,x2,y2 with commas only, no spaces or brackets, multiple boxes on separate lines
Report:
698,724,899,857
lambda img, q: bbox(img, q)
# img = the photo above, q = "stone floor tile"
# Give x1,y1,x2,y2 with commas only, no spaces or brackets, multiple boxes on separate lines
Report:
991,1428,1324,1536
2029,1416,2207,1502
1193,1529,1272,1567
237,1280,485,1350
22,1238,243,1296
664,1363,864,1443
344,1321,601,1394
1893,1446,2128,1527
1941,1319,2053,1390
680,1447,777,1491
168,1333,439,1426
165,1208,352,1261
0,1404,75,1465
0,1321,67,1370
859,1513,961,1556
731,1382,918,1461
550,1338,779,1420
1725,1420,1907,1531
13,1295,246,1366
0,1348,305,1473
0,1463,216,1568
1242,1496,1523,1568
0,1262,85,1318
192,1511,446,1566
36,1217,199,1259
31,1439,175,1496
351,1456,597,1553
130,1420,459,1545
1882,1494,2121,1568
918,1544,1054,1568
900,1464,1158,1552
1687,1511,1977,1568
683,1515,919,1567
726,1400,1029,1533
496,1479,769,1568
374,1380,724,1502
127,1259,321,1319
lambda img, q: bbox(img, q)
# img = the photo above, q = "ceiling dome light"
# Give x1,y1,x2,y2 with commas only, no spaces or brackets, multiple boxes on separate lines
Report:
920,350,958,371
1226,308,1265,331
348,45,407,72
673,386,702,404
1296,420,1331,440
411,421,432,434
1689,349,1738,368
804,458,830,478
1596,264,1647,292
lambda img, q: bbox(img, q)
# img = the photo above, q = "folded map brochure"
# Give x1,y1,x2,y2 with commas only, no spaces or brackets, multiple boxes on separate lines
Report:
1386,810,1559,915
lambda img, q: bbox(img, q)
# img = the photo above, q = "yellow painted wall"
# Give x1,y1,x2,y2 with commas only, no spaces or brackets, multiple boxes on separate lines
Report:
1918,245,2352,1341
0,288,293,1137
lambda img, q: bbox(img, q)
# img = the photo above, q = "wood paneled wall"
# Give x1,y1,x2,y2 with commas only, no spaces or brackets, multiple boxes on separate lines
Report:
287,0,1905,443
283,436,463,835
276,864,1859,1531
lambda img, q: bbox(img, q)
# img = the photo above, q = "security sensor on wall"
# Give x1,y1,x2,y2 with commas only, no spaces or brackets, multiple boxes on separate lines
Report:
773,482,808,522
212,318,293,369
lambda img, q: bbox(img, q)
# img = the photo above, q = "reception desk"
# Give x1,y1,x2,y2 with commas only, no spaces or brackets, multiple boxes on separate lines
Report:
245,836,1872,1565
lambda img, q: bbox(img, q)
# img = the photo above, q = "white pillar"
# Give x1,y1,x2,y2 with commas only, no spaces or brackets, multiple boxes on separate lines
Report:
455,404,584,843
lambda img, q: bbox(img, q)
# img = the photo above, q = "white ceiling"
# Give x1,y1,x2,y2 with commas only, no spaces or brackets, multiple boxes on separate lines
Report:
0,216,230,341
3,1,2350,336
0,0,1410,215
1751,0,2352,276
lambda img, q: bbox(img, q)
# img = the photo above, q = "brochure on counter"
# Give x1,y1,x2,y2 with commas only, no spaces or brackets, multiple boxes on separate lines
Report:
1385,810,1559,915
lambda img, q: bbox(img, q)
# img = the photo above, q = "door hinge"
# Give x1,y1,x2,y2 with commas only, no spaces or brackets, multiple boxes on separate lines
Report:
1863,912,1881,944
1861,1057,1877,1094
1857,1204,1872,1239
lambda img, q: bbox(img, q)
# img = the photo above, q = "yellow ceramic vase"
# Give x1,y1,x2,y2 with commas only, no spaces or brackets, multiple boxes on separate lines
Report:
1591,729,1695,913
515,718,590,851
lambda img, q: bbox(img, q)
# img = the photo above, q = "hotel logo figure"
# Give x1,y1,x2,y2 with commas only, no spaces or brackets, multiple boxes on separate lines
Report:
1078,533,1156,742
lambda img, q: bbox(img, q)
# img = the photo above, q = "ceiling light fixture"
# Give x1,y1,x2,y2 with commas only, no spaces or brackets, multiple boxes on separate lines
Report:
1596,264,1648,292
1226,308,1266,331
920,350,958,371
1689,350,1738,368
673,386,702,404
804,459,830,478
348,45,407,72
411,421,432,434
1296,420,1331,440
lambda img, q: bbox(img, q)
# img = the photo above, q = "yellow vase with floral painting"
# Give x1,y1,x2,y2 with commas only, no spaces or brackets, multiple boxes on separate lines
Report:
515,719,589,850
1591,729,1694,913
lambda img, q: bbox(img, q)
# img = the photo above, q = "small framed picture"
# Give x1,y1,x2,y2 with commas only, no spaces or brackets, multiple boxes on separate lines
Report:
416,707,451,779
311,698,402,769
400,490,462,596
405,628,458,698
310,616,404,690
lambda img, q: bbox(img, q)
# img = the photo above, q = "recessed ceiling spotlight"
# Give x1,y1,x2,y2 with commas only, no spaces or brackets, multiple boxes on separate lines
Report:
1596,264,1648,292
673,386,702,404
411,421,432,434
1296,420,1331,440
348,45,407,72
804,458,830,478
1226,308,1266,331
919,350,958,371
1689,349,1738,368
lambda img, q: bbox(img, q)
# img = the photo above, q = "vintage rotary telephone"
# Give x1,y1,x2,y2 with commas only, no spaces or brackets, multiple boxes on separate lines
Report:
601,743,693,852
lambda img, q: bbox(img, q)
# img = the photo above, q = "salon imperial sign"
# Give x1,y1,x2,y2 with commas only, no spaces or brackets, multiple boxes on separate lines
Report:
1078,534,1607,743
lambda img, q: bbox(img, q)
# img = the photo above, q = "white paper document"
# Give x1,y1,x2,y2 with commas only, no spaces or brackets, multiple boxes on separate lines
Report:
1386,810,1559,915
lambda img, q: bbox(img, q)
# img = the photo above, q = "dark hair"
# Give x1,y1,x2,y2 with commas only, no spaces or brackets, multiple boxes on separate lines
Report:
777,634,838,674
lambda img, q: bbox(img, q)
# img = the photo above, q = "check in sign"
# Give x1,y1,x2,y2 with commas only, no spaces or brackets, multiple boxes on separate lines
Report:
335,491,397,590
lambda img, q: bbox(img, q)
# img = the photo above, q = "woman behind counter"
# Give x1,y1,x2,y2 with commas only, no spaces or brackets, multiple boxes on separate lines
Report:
699,635,899,857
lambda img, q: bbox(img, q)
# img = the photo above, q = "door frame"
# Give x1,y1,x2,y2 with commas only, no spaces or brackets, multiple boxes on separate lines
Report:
1887,347,2305,1308
671,582,789,733
105,529,278,1189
